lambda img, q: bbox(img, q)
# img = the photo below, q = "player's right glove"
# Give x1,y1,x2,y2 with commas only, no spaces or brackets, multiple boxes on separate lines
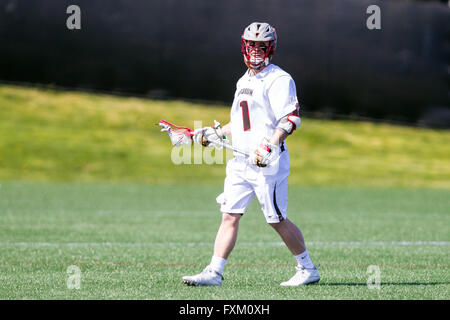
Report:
193,124,224,147
250,138,278,167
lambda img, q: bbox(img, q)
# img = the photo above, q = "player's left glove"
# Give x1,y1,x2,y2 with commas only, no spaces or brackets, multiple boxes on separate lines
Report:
193,121,225,147
250,138,278,167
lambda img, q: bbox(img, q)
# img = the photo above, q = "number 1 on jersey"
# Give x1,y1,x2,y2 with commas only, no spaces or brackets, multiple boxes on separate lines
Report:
239,100,251,131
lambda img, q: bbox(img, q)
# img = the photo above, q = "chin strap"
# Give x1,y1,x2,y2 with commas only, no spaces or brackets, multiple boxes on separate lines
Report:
246,58,270,70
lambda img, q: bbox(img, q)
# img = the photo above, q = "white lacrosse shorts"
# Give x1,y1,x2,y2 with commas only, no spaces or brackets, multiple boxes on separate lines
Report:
216,156,290,223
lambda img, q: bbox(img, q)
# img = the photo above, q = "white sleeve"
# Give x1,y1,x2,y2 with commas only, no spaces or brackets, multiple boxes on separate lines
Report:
268,76,299,121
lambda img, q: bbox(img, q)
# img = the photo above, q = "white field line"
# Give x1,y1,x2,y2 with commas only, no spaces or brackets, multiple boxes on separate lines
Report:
0,241,448,247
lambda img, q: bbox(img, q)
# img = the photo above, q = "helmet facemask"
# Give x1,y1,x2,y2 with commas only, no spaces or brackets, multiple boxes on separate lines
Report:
241,39,275,70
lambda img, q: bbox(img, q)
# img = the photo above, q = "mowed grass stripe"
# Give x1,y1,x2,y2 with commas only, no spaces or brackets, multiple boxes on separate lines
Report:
0,260,447,270
0,241,449,247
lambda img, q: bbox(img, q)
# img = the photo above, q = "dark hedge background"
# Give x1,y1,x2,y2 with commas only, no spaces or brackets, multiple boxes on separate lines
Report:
0,0,449,126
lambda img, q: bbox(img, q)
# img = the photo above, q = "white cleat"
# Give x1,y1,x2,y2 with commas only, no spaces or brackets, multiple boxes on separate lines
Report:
280,265,320,286
182,266,224,286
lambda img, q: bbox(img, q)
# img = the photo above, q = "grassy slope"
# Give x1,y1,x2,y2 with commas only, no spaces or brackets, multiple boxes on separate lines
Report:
0,84,449,187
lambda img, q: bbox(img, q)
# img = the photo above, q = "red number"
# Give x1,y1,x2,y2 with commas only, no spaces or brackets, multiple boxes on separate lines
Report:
239,100,251,131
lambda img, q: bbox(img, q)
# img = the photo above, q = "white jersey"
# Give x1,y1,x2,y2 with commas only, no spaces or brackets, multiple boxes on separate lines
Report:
230,64,299,158
218,64,300,221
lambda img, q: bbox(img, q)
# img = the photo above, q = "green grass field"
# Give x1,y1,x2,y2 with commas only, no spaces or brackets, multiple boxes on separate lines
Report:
0,84,449,300
0,183,448,299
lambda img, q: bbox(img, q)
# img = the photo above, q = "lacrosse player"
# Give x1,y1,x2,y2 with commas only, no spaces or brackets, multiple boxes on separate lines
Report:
182,22,320,286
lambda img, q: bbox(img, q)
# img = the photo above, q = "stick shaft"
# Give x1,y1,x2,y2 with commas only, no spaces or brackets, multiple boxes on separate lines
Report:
209,140,250,157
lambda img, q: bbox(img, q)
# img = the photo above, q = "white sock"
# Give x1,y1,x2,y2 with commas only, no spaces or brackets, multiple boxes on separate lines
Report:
294,249,315,269
209,256,226,275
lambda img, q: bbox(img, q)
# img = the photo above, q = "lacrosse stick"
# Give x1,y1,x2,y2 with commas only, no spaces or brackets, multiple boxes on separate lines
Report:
158,119,250,157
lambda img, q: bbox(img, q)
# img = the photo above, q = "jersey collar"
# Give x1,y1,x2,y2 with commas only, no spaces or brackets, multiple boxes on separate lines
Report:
246,63,273,80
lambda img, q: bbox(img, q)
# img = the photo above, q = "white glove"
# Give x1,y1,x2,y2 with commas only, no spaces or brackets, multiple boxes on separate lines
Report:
193,123,225,147
250,138,278,167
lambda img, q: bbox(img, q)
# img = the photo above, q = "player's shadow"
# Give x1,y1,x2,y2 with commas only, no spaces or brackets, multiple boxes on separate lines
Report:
321,282,449,286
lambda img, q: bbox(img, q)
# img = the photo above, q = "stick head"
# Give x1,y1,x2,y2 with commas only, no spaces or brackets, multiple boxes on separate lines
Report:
159,120,193,146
